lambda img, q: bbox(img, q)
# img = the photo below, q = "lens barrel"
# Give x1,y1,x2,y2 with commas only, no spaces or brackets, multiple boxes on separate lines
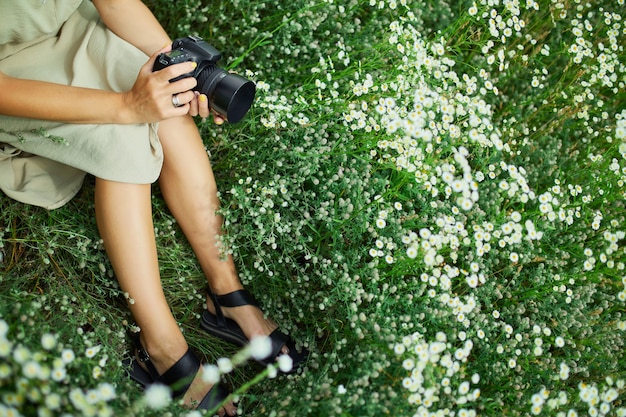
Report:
197,67,256,123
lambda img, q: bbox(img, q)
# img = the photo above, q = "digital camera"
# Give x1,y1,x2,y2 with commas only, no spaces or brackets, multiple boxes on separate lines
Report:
153,35,256,123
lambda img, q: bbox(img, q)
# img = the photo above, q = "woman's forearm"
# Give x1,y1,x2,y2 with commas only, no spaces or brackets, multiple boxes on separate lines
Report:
0,72,133,124
92,0,171,56
0,59,198,125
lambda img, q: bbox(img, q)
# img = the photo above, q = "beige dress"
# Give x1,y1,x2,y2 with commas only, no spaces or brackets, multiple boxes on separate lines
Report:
0,0,163,209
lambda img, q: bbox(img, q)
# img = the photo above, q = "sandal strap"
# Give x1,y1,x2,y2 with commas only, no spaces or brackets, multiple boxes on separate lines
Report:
157,349,201,398
209,288,260,328
130,332,160,378
215,289,260,308
129,331,200,398
268,328,290,361
197,382,231,410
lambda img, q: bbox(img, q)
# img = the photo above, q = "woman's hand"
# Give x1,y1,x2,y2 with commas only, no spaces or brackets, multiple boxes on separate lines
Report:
121,46,200,123
120,46,226,125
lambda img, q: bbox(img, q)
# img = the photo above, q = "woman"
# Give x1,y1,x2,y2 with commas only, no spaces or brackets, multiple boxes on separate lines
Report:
0,0,305,414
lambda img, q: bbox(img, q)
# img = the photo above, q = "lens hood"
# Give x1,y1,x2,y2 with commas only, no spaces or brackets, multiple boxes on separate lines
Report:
208,72,256,124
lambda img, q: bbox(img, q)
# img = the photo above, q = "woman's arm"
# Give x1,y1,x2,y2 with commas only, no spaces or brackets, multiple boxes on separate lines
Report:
91,0,171,56
0,0,209,124
0,56,197,124
91,0,214,120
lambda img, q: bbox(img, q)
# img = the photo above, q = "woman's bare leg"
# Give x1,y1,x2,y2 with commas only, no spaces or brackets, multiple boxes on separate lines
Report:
94,178,236,415
156,115,282,343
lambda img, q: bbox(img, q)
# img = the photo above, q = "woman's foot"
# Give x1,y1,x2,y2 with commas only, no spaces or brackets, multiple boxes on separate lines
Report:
205,293,290,356
202,288,309,374
132,333,238,416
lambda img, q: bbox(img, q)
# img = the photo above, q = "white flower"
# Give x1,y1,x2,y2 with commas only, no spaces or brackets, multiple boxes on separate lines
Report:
217,357,233,374
277,354,293,373
61,349,75,364
531,404,543,415
144,383,172,410
402,358,415,370
402,377,415,390
98,383,116,402
603,388,619,403
85,388,101,405
0,337,12,358
459,381,471,395
45,393,62,410
13,345,30,363
22,360,43,379
69,388,88,410
41,334,56,351
337,384,347,394
266,363,278,379
85,345,101,359
51,367,67,382
201,364,221,384
0,363,10,378
531,393,545,406
249,336,272,360
466,275,478,288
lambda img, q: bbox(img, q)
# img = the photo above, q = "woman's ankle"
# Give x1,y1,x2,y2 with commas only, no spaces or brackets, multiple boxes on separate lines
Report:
208,280,244,297
139,331,188,374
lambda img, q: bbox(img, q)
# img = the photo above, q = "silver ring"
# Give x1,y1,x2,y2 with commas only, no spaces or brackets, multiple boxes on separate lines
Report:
171,94,181,107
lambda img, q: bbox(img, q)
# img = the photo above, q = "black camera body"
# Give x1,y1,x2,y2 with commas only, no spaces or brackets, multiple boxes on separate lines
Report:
153,35,255,123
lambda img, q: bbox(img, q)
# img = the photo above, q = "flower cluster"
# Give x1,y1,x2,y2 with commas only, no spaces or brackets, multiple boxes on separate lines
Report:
393,331,480,414
528,379,626,417
198,0,625,414
0,319,116,417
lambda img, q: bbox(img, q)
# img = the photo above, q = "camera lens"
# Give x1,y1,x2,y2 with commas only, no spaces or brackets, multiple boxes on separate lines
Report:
197,67,256,123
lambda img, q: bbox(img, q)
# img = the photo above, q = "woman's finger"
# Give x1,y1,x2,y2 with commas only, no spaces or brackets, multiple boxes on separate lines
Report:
197,94,211,119
188,92,200,116
156,62,198,86
170,91,196,108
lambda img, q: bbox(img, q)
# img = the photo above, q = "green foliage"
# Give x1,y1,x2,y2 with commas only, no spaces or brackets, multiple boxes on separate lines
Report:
1,0,625,416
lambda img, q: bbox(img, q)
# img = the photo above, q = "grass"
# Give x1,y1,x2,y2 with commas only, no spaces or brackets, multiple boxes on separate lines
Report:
1,0,625,416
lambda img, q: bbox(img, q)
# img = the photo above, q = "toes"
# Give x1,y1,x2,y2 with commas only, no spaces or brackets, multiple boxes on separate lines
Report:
221,403,238,416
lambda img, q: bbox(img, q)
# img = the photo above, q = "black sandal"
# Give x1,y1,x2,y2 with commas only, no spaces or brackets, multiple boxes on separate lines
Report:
125,332,231,411
200,289,308,374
